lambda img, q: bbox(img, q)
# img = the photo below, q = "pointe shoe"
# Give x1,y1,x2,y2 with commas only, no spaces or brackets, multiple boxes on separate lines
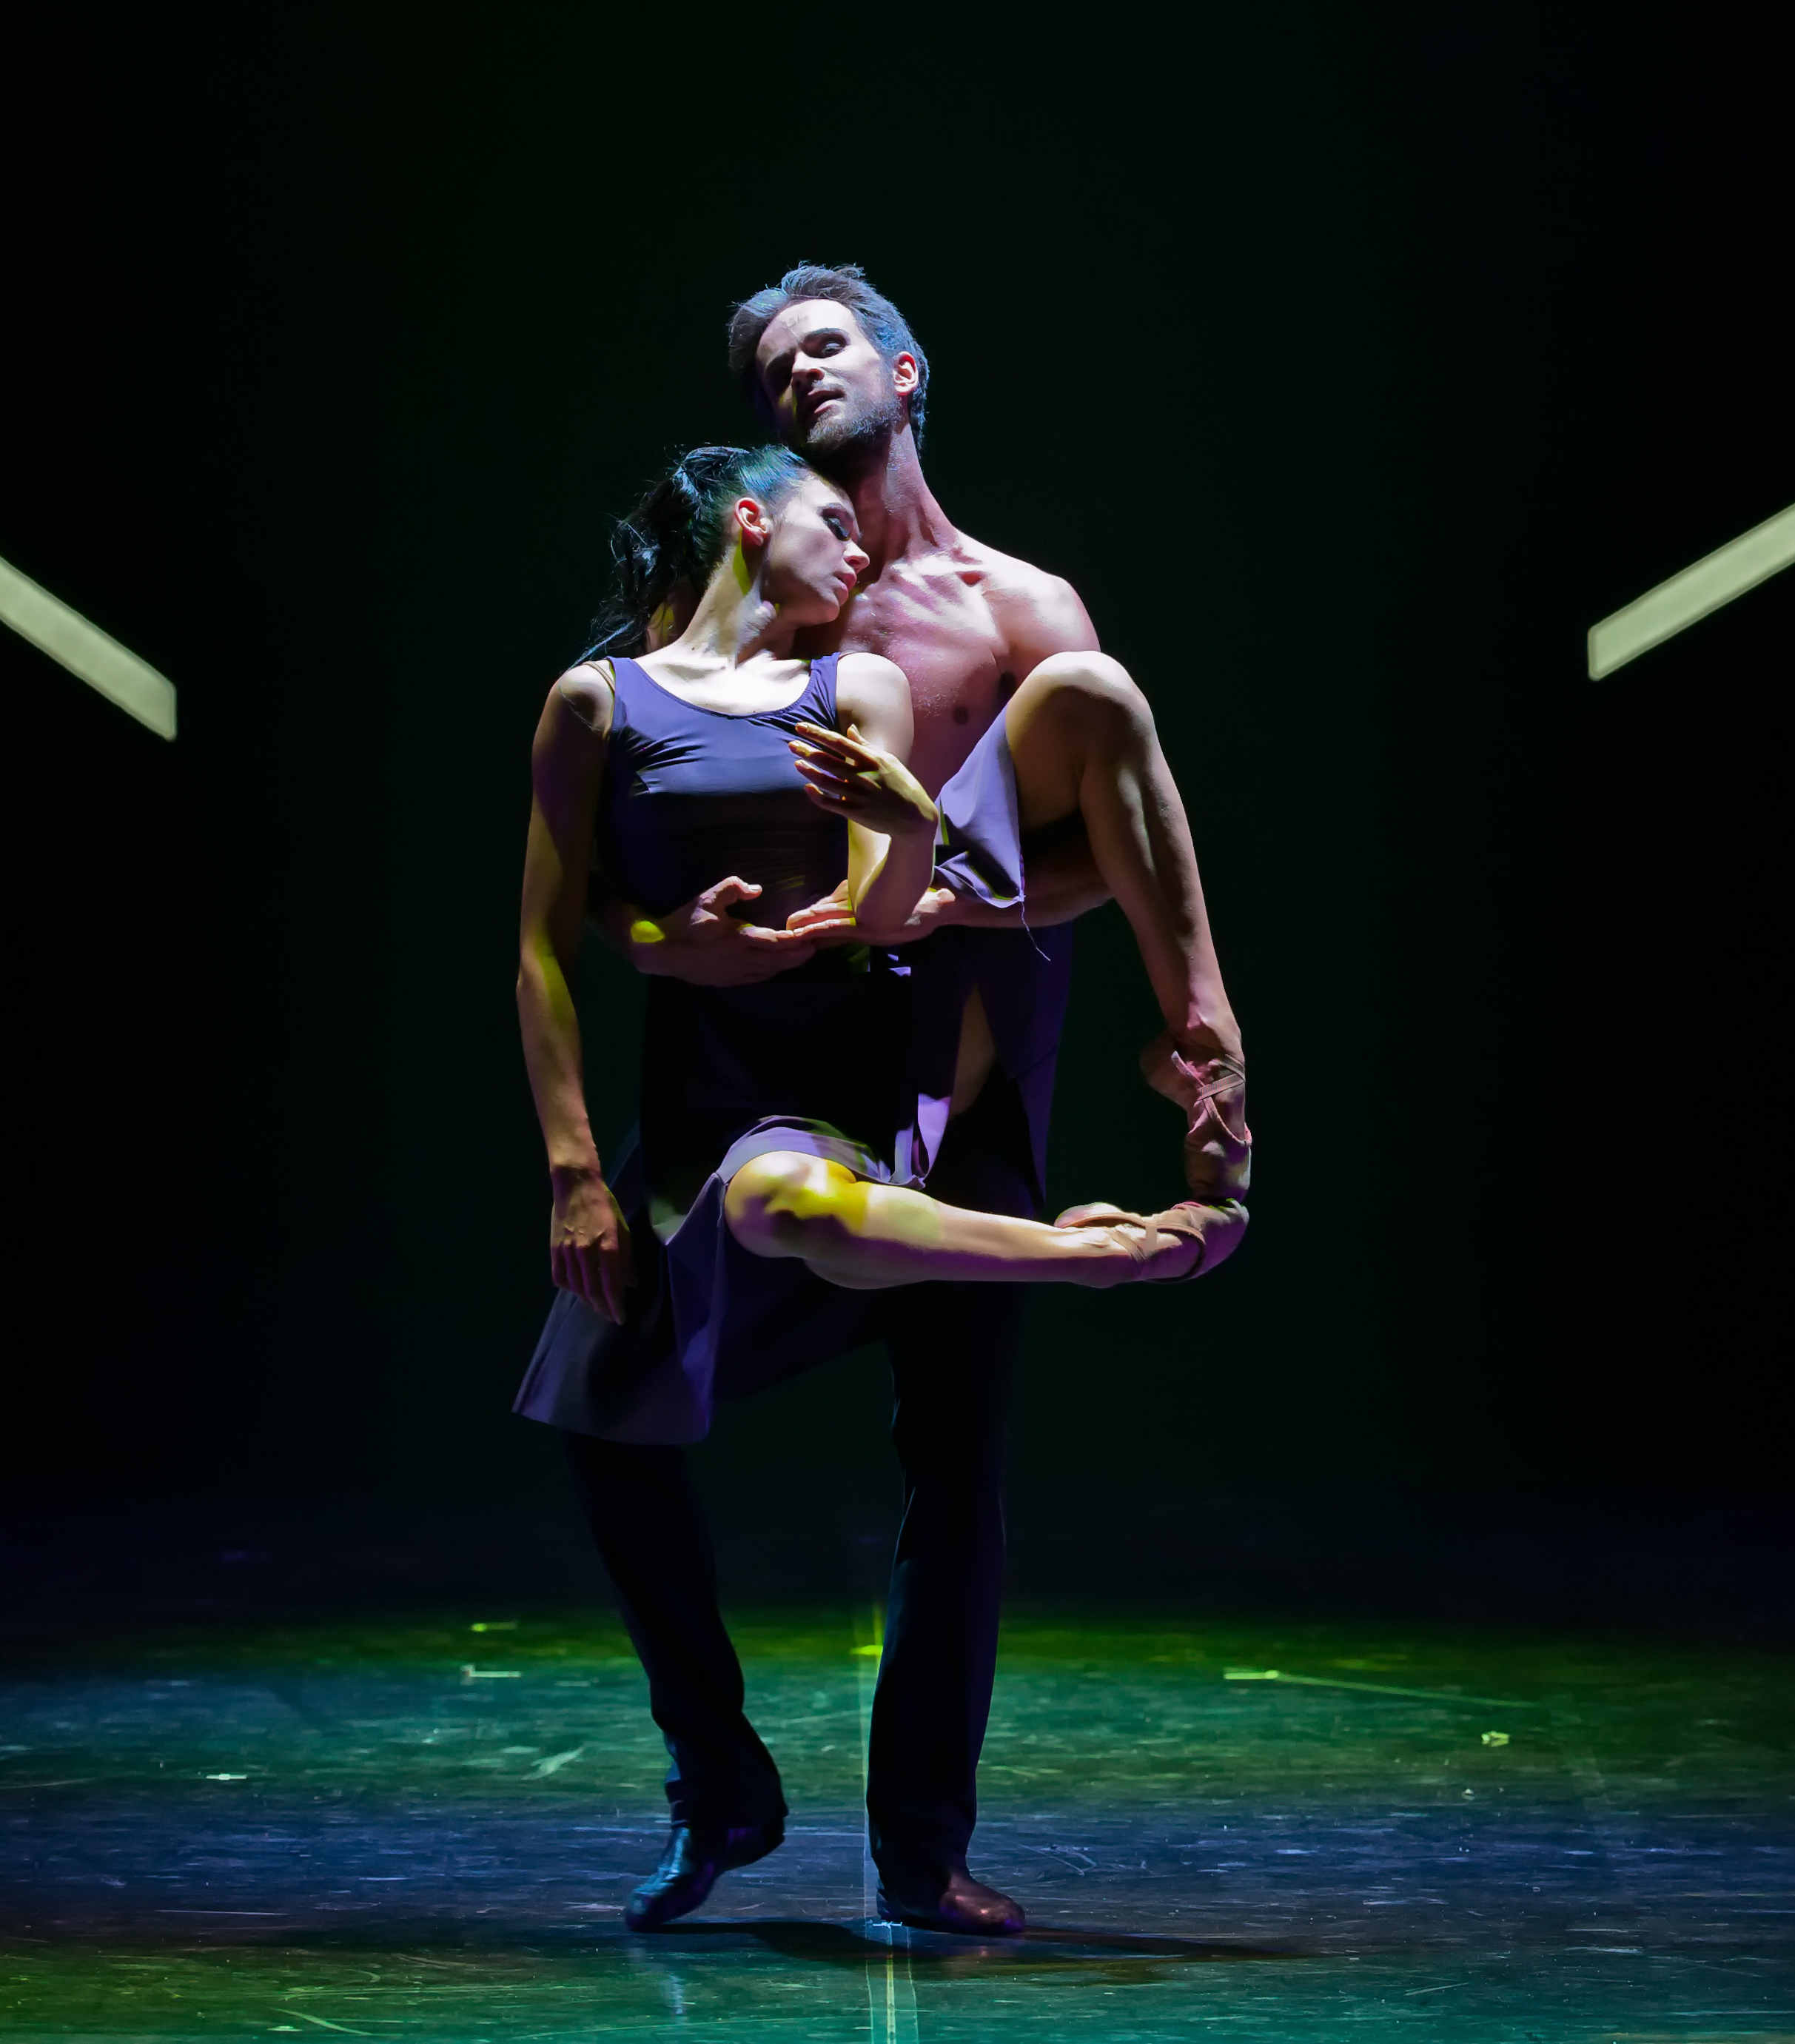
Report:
624,1818,785,1930
876,1866,1026,1937
1140,1032,1252,1199
1054,1199,1248,1283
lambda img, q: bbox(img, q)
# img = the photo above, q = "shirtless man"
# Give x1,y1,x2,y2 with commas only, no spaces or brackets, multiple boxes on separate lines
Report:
534,264,1247,1937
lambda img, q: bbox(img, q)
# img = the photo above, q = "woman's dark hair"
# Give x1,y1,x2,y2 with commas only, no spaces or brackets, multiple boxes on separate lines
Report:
583,443,810,659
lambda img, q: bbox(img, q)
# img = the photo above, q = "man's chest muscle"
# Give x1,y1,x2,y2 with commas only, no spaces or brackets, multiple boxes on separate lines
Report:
834,581,1013,797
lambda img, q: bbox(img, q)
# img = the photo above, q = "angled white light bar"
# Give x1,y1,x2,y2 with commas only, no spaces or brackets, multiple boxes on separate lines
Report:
0,551,178,739
1588,502,1795,681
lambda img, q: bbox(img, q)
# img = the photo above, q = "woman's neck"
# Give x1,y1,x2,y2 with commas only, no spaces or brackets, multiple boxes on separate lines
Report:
665,545,794,671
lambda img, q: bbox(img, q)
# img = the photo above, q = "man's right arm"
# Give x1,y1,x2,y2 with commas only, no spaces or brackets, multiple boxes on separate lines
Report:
947,831,1110,928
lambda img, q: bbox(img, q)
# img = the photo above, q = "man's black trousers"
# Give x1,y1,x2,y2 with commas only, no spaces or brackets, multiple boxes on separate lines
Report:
562,1090,1033,1883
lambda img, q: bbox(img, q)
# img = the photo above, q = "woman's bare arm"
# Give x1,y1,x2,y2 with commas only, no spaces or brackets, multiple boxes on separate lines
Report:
516,667,634,1321
791,653,939,940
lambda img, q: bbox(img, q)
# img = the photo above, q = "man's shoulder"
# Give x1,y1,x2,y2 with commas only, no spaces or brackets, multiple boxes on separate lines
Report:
945,532,1096,660
946,531,1076,609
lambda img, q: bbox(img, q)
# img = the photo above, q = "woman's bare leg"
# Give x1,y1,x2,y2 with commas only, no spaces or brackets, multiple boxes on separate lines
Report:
723,1153,1238,1290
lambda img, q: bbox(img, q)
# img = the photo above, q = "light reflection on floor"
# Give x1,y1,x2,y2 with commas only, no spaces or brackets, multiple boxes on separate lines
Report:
3,1606,1791,2039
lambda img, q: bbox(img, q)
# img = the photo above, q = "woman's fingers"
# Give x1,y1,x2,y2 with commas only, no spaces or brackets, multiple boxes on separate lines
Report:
802,782,880,817
795,771,868,807
594,1223,634,1324
790,740,869,775
793,751,883,793
794,760,859,796
794,723,881,767
597,1248,626,1324
554,1233,611,1321
794,720,862,749
576,1243,615,1324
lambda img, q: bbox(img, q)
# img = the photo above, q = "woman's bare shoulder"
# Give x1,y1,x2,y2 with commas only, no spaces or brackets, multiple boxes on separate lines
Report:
551,659,617,737
833,651,913,750
834,650,908,702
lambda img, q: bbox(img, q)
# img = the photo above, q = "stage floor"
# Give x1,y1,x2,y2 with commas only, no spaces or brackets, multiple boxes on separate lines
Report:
3,1601,1791,2040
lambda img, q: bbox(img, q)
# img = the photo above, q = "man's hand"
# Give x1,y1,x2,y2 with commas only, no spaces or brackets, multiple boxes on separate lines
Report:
785,879,963,946
628,876,853,986
550,1167,634,1322
782,878,852,936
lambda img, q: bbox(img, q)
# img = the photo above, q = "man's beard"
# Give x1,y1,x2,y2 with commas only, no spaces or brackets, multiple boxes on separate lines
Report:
794,388,904,477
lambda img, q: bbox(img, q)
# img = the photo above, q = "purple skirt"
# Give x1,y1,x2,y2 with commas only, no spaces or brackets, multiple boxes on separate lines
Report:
514,712,1074,1446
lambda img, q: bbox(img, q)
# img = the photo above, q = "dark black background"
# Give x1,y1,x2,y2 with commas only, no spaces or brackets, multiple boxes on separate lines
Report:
4,4,1788,1597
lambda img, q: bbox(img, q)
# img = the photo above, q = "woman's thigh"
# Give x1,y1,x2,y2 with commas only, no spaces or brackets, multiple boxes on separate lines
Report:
722,1150,867,1253
1002,651,1150,833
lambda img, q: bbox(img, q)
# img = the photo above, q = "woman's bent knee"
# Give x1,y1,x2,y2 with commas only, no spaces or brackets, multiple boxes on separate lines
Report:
1013,653,1153,754
723,1152,854,1258
1028,651,1147,714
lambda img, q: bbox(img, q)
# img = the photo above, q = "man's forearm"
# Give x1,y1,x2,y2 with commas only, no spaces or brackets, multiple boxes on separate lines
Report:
950,833,1110,930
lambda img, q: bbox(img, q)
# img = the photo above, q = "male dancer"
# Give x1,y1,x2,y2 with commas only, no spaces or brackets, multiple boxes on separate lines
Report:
520,264,1247,1936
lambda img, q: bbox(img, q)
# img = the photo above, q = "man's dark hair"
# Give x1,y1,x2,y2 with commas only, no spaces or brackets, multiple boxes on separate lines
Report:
728,262,930,450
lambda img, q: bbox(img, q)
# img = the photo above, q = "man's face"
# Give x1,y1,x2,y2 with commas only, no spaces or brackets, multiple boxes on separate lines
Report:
754,300,912,466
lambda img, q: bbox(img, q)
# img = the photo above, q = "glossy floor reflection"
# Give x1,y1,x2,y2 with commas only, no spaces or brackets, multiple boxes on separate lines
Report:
3,1604,1791,2039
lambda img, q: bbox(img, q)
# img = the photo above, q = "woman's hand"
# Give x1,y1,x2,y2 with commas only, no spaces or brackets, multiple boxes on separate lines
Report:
550,1167,634,1323
790,722,939,840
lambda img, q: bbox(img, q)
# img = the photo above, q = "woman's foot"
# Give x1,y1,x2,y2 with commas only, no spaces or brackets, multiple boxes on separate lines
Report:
1140,1031,1252,1199
1054,1199,1248,1284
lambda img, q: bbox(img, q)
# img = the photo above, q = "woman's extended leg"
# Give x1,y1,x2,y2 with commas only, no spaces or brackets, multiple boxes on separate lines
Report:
1003,653,1250,1195
724,1151,1243,1290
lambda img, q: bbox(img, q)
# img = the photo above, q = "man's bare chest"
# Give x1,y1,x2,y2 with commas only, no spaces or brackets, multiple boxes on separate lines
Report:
831,581,1018,797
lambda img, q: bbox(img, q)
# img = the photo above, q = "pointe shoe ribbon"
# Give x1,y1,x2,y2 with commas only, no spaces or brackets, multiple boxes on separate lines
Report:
1054,1199,1248,1284
1140,1033,1252,1199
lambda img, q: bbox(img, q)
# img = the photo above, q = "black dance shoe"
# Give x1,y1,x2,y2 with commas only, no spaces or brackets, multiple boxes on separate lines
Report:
624,1818,785,1931
876,1866,1026,1937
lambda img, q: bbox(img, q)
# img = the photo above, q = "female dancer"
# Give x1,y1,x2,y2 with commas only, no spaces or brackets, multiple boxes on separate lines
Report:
516,446,1241,1435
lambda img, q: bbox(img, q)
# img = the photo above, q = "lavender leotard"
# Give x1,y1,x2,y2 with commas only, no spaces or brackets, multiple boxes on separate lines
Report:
514,656,1074,1446
515,655,914,1442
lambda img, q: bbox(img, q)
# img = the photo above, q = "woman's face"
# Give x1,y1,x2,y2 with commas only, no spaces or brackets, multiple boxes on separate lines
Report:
754,473,869,623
